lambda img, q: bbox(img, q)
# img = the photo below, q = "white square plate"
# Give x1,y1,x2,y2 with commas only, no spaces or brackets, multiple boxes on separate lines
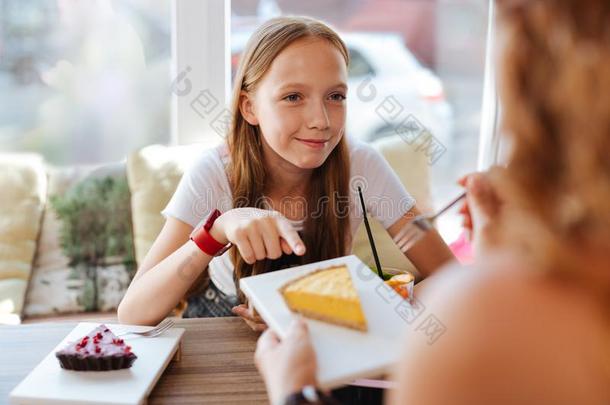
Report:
240,255,415,389
10,322,184,405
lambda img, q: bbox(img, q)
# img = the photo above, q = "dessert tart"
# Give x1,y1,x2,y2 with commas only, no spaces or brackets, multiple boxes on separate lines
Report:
280,265,368,332
55,324,137,371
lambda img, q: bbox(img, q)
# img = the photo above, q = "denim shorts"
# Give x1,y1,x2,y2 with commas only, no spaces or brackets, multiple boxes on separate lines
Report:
182,281,240,318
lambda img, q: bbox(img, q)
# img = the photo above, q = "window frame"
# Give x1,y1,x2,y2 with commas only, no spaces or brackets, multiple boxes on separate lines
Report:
477,0,501,169
171,0,231,145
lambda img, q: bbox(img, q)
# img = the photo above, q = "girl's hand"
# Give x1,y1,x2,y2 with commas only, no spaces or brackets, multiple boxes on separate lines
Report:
209,207,306,264
255,318,318,404
232,303,268,332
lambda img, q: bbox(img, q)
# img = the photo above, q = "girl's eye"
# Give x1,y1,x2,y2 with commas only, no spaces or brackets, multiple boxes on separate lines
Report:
283,94,301,102
329,93,346,102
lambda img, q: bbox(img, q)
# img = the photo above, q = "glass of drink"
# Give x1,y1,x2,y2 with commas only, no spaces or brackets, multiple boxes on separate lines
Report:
380,266,415,300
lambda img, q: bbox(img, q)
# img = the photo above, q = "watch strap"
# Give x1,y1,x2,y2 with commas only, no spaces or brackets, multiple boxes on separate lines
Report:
190,209,232,256
281,386,339,405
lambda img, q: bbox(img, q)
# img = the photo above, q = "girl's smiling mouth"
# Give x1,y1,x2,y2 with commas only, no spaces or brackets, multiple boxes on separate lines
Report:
295,138,329,149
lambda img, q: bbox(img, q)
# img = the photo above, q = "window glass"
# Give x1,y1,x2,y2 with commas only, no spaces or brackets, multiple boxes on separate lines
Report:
0,0,171,164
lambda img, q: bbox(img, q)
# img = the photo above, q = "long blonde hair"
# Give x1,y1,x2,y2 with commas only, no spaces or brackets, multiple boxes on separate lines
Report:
227,17,352,302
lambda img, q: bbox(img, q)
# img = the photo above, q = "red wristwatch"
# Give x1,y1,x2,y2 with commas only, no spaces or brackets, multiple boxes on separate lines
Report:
190,209,233,256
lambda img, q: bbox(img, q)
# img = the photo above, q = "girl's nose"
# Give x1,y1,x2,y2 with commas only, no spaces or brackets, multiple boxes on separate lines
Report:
306,100,330,131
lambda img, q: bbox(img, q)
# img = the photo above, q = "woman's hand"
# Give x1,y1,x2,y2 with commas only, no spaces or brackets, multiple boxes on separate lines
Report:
255,318,318,404
458,168,505,252
209,207,306,264
232,303,268,332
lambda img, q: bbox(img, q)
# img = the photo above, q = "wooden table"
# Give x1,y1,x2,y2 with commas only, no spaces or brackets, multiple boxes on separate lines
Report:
0,317,269,404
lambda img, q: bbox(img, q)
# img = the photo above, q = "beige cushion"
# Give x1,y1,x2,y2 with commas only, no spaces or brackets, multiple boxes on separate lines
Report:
23,164,136,317
127,143,216,264
128,136,432,276
0,154,47,325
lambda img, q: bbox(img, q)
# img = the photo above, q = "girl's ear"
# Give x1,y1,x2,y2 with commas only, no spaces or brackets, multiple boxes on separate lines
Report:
239,91,259,126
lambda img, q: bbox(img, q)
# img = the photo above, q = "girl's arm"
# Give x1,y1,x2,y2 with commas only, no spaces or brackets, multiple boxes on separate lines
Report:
118,208,306,327
386,206,456,277
117,217,211,326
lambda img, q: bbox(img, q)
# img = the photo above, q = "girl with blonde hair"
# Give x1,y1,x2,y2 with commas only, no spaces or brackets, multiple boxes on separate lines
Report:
118,16,454,329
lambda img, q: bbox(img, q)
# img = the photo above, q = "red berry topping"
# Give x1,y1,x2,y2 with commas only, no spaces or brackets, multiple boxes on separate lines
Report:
124,346,132,353
79,337,89,347
96,332,103,339
95,346,101,354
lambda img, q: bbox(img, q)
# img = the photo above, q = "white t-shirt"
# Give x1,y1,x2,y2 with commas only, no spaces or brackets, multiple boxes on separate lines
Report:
161,137,415,296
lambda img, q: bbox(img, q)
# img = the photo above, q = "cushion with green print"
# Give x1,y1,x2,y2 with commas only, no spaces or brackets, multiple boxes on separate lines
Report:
23,163,136,317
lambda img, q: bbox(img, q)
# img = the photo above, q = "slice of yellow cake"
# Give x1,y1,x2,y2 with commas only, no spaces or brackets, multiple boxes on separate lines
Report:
279,264,368,332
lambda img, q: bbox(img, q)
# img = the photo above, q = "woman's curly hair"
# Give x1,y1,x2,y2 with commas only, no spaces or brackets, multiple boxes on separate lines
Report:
496,0,610,295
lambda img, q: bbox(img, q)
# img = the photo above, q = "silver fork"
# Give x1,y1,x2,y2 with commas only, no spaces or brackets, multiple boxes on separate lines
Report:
115,318,175,338
393,191,466,253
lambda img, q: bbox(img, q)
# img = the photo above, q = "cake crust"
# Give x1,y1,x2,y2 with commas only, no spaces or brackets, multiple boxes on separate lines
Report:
287,306,368,331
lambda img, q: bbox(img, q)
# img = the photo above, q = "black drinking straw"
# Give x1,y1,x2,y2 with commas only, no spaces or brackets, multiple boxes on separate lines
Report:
357,186,383,279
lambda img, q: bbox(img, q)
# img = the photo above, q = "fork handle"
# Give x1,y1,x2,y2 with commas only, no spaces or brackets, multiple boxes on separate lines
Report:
431,191,467,221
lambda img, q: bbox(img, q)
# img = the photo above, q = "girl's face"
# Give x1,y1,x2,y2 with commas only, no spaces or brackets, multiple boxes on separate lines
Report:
241,37,348,170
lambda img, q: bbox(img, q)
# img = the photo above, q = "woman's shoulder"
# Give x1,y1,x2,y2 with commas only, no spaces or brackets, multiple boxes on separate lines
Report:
421,253,607,341
393,253,610,404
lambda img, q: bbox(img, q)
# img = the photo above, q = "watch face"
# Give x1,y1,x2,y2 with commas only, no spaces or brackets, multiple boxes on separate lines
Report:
204,209,222,230
302,385,320,402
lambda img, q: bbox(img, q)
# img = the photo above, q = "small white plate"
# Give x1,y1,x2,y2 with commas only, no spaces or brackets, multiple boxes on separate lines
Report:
10,322,184,405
